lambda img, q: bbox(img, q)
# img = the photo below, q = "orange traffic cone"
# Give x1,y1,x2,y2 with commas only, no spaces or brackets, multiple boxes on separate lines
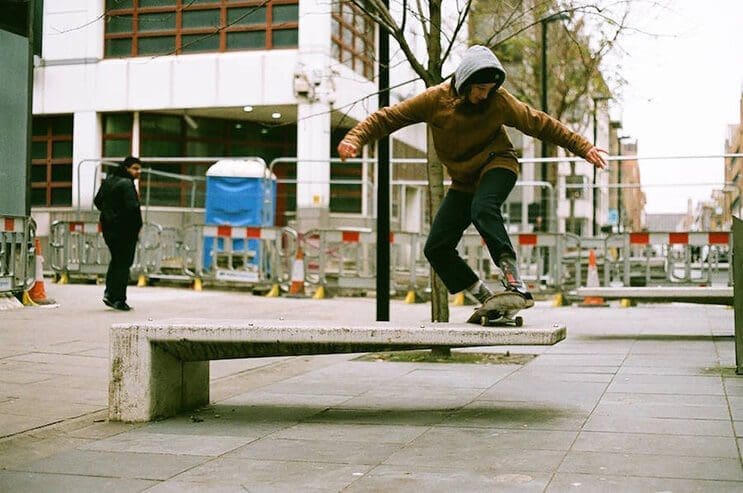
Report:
579,249,608,307
286,246,307,298
23,239,57,306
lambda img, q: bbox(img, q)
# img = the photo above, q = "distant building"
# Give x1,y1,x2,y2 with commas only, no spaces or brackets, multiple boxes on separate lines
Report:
645,213,687,232
724,91,743,224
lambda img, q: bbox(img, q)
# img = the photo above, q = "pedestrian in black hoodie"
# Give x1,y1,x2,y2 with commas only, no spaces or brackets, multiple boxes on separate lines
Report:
94,156,143,311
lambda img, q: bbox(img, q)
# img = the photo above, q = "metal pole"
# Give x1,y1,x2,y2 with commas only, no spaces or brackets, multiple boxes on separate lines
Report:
617,141,622,232
592,100,598,235
540,19,549,229
376,1,390,322
733,216,743,374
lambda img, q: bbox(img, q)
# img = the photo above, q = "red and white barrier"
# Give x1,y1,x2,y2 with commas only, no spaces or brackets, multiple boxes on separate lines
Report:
1,217,25,233
516,233,560,247
68,222,102,234
323,230,396,244
202,225,278,240
628,232,729,246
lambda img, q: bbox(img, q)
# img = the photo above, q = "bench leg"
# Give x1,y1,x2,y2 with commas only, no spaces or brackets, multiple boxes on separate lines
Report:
109,330,209,422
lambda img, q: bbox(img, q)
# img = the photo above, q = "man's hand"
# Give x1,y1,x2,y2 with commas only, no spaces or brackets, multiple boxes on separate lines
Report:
585,147,608,169
337,140,358,162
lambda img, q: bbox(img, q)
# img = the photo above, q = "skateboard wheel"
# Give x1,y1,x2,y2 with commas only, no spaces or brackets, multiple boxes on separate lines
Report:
480,315,488,326
515,316,523,327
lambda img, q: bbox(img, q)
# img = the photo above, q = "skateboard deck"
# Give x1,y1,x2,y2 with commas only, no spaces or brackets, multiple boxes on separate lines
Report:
465,291,528,327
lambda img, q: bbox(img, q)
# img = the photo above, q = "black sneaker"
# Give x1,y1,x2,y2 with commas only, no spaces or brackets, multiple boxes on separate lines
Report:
103,296,115,308
504,283,535,308
111,301,132,311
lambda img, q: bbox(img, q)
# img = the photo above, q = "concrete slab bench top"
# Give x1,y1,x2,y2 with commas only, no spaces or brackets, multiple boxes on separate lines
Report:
109,319,566,422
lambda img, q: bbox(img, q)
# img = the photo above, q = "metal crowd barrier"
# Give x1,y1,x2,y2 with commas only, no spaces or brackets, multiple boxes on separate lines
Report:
0,215,36,295
50,221,109,282
190,224,297,289
300,228,427,294
46,218,733,295
558,231,731,290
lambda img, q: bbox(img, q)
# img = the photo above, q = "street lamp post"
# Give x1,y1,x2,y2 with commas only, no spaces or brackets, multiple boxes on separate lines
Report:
591,95,609,236
616,134,631,232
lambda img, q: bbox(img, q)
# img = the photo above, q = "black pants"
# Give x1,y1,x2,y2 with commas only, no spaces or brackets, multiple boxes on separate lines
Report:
423,167,517,294
103,233,137,303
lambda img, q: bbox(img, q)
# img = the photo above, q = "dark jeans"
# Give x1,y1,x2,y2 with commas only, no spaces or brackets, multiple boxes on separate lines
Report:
103,233,137,303
423,167,517,294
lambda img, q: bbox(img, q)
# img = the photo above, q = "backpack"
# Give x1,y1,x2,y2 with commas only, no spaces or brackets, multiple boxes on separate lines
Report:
94,178,109,211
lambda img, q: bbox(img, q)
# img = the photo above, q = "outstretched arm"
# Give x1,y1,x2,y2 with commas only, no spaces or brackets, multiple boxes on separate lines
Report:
499,89,606,169
338,88,434,161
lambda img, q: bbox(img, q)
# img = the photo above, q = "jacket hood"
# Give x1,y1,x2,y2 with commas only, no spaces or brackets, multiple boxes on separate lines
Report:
111,164,135,180
454,45,506,95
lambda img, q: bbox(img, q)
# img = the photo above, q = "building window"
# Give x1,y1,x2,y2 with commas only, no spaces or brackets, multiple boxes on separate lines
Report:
331,0,375,80
102,113,134,157
104,0,299,58
136,113,296,210
31,116,74,207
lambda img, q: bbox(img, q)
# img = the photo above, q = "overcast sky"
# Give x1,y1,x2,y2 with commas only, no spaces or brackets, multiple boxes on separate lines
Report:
616,0,743,214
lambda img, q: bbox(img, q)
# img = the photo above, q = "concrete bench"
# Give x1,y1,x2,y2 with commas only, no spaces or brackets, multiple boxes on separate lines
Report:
109,319,566,422
576,286,733,305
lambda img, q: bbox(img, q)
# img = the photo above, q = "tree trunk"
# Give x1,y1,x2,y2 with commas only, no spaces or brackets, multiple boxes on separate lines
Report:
426,128,449,323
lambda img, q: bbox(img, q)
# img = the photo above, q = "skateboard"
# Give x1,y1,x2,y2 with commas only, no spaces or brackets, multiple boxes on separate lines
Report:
467,307,524,327
466,291,528,327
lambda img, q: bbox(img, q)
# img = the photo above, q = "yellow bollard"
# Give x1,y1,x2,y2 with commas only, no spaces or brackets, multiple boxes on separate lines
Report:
620,298,632,308
265,284,280,297
404,290,417,304
552,292,564,307
193,278,203,291
58,272,69,285
137,274,147,287
452,292,465,306
312,285,326,300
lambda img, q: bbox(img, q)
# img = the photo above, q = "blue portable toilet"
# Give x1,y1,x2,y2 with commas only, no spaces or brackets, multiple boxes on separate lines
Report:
203,159,276,271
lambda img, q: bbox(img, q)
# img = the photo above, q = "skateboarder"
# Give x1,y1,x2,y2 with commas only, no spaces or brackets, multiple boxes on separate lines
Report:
337,45,607,317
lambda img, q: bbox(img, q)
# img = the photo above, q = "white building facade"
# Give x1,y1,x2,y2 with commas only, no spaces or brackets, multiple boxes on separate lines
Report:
31,0,451,234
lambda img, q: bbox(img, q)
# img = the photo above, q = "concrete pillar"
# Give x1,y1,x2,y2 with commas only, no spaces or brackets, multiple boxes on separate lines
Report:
109,328,209,422
295,0,332,230
296,101,331,229
72,111,101,209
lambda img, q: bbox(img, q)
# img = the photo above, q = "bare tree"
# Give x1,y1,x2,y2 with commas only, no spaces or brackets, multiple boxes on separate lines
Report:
471,0,633,130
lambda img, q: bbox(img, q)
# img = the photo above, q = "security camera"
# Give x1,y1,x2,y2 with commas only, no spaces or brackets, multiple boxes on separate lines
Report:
294,73,311,97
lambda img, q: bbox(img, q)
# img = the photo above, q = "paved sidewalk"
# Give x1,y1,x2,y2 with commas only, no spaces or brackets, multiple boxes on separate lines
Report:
0,282,742,491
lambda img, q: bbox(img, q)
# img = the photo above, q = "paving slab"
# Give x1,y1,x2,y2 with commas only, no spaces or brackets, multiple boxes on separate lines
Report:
167,456,372,491
559,450,743,481
547,472,743,493
13,449,209,481
572,431,739,458
0,471,156,493
226,436,401,465
82,431,255,456
345,465,551,492
582,414,735,436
